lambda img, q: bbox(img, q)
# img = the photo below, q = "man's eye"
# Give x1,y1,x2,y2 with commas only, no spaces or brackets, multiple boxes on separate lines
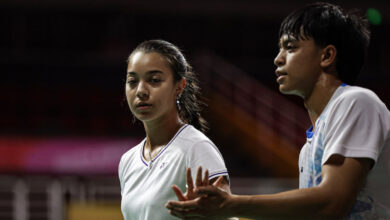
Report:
286,45,296,50
127,79,137,84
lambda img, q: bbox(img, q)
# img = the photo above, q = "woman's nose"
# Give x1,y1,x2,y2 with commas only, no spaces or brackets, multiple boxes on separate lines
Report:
136,81,149,99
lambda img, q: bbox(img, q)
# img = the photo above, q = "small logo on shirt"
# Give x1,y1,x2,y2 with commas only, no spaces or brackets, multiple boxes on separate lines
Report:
160,162,168,169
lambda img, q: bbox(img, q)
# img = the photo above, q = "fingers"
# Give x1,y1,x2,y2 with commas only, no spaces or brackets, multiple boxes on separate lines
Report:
186,168,194,192
172,184,186,201
203,169,209,186
168,208,204,219
168,208,189,219
195,185,219,196
195,166,203,187
195,166,210,187
166,198,200,210
213,176,224,187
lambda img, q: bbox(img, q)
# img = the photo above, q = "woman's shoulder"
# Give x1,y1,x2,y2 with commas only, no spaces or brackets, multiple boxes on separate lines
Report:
120,139,145,163
174,125,220,155
179,124,212,144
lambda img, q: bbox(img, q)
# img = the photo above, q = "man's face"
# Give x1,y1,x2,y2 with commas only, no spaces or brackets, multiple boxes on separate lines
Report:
274,35,323,99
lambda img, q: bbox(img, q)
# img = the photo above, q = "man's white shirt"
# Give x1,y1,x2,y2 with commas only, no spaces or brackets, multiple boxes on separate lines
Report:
299,84,390,219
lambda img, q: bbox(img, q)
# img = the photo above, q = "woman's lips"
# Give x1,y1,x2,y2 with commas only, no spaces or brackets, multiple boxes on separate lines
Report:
136,103,152,110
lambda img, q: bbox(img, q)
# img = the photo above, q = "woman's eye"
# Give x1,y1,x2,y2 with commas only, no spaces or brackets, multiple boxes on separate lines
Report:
151,78,161,83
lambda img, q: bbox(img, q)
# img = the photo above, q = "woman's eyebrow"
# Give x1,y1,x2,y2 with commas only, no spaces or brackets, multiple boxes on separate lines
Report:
126,70,164,78
146,70,163,75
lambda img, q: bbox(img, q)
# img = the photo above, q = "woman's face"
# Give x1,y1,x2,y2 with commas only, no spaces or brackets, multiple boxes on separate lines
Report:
126,51,181,123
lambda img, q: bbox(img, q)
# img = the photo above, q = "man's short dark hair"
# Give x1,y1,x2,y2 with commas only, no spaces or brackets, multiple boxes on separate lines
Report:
279,2,370,84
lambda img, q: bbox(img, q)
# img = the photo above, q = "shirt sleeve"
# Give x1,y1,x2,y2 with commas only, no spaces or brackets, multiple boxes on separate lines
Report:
322,90,389,166
118,155,124,195
186,140,229,182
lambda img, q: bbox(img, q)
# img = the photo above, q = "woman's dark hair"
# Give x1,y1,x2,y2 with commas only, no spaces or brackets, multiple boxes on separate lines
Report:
128,39,208,133
279,2,370,84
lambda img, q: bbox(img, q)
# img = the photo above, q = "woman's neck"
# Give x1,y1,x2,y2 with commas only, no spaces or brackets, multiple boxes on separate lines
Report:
143,115,184,150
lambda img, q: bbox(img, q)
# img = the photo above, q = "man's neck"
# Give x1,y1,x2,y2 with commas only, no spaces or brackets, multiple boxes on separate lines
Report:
304,73,343,128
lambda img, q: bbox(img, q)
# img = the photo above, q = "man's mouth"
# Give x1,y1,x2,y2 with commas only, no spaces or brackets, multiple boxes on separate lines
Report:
275,70,287,83
275,70,287,77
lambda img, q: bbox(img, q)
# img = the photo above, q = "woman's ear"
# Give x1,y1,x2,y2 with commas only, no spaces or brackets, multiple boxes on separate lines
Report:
176,77,186,95
320,45,337,68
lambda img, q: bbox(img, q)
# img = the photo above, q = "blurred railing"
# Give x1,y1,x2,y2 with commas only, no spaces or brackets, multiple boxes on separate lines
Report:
194,52,309,177
0,175,297,220
196,52,308,148
0,175,122,220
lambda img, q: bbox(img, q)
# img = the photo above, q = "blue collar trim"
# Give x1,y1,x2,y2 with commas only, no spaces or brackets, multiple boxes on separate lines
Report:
305,83,346,139
306,125,314,139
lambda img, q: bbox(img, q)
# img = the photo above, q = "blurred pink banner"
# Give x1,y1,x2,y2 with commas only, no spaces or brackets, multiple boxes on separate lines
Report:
0,137,140,174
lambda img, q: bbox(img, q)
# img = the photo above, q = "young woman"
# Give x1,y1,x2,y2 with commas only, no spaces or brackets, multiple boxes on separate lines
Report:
118,39,231,220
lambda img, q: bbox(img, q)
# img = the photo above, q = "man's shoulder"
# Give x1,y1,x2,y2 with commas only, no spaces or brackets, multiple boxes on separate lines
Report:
325,85,390,123
334,85,383,107
340,85,375,98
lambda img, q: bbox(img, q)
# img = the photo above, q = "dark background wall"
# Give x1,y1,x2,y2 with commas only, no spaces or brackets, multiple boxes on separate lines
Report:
1,0,389,177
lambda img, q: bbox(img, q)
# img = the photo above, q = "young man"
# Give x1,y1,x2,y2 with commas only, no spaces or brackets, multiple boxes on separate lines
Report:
166,2,390,219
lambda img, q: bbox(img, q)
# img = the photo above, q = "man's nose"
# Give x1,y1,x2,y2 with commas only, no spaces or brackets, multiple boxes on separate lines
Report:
274,50,285,67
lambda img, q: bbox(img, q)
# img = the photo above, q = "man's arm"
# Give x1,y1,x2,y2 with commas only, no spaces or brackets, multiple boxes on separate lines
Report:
167,156,371,219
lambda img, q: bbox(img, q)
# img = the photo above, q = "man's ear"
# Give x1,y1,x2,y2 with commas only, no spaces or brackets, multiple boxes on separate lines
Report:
320,45,337,68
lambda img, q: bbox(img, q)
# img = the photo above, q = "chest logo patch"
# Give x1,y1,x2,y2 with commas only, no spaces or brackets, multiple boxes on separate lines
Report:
159,162,168,170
